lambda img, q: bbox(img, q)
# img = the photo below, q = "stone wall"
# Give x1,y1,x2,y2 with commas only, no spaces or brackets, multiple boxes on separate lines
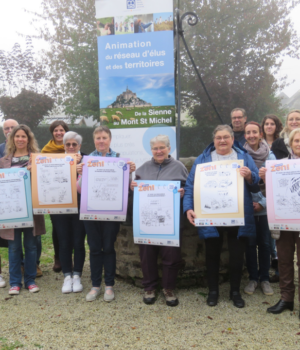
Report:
115,157,230,288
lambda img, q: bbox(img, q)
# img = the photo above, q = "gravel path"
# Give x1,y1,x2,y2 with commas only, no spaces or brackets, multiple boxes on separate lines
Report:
0,264,299,350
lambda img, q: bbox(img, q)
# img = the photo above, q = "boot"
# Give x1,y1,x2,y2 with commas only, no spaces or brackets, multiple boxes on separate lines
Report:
53,255,62,273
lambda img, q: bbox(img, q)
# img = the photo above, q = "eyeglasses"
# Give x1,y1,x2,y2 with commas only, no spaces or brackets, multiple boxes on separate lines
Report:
232,116,244,120
65,143,78,147
215,136,231,141
4,126,15,131
152,146,167,151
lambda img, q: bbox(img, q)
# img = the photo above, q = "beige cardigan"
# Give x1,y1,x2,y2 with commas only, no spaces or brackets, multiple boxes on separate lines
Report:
0,154,46,240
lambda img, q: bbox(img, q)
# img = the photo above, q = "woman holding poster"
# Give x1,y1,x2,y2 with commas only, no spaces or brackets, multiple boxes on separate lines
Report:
50,131,86,294
77,126,136,302
243,122,276,297
130,135,188,307
41,120,69,273
0,125,45,295
260,127,300,316
183,125,259,308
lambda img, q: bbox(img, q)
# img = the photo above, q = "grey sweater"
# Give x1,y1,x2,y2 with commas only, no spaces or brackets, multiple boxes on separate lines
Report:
135,156,188,185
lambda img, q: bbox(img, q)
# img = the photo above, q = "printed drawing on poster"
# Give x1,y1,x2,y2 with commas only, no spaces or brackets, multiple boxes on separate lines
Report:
200,163,239,215
0,171,28,220
36,157,73,205
138,183,174,235
87,159,125,211
271,162,300,219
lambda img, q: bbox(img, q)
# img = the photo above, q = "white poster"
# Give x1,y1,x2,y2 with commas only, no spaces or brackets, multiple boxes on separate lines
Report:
87,161,124,211
37,158,73,205
0,173,28,220
272,167,300,220
138,184,174,235
200,165,238,215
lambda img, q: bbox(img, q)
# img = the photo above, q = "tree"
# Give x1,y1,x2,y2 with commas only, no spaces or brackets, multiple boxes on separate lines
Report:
31,0,99,119
0,89,54,128
0,37,51,97
179,0,300,126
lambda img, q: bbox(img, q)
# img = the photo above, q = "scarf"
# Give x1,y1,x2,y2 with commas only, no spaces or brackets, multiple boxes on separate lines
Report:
282,131,292,155
41,139,65,154
243,139,269,168
90,148,118,157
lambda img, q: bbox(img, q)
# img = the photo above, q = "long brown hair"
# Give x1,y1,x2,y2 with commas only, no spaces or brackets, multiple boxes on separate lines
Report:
5,124,39,156
261,114,283,140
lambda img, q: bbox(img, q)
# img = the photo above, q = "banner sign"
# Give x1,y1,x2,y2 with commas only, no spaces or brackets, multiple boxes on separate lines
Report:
95,0,176,169
193,160,245,226
266,159,300,231
80,156,130,221
31,154,78,214
0,168,34,229
133,180,180,247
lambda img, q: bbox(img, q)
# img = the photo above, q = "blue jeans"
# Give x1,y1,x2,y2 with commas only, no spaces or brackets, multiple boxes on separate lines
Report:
246,215,271,282
84,221,120,287
51,214,86,276
8,228,37,288
21,235,41,266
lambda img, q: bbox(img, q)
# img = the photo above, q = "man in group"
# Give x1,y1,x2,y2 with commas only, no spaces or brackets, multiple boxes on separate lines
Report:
230,108,247,146
0,119,19,158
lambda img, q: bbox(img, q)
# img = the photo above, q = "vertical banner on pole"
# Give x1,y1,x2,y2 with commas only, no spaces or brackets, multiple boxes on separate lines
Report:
95,0,176,168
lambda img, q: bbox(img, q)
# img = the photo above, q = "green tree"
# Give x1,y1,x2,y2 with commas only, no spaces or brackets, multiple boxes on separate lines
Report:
32,0,99,119
179,0,300,126
0,89,54,128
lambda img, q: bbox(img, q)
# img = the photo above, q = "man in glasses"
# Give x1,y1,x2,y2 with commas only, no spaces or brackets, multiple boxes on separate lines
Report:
0,119,19,158
230,108,247,147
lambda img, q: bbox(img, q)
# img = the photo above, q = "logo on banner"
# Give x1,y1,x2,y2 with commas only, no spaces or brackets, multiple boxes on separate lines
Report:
127,0,136,9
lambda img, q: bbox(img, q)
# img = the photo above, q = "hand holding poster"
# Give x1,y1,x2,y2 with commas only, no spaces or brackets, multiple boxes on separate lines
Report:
31,154,78,214
0,168,33,229
193,160,245,226
266,159,300,230
80,156,130,221
133,180,180,247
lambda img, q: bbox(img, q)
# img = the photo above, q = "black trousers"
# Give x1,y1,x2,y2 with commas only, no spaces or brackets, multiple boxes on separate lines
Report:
205,227,247,293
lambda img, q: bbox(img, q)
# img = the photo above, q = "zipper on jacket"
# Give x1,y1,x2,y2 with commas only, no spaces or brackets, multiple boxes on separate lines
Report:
156,164,162,179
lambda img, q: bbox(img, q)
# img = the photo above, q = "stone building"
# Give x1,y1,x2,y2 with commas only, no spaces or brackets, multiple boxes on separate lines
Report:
108,86,152,108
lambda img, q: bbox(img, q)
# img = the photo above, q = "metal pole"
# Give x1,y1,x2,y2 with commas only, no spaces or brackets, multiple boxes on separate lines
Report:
176,8,181,160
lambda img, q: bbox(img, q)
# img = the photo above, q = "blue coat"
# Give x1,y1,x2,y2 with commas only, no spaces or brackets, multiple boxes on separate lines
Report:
183,141,259,239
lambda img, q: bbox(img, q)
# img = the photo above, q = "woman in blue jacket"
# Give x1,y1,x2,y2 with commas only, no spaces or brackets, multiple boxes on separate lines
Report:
183,125,259,308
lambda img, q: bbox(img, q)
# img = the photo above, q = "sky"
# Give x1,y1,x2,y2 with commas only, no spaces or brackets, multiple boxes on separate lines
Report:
0,1,300,109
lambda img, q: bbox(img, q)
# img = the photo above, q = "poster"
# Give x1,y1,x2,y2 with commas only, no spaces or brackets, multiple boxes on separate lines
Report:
266,159,300,230
80,156,130,221
133,180,180,247
95,0,176,169
31,154,78,214
193,160,245,226
0,168,33,229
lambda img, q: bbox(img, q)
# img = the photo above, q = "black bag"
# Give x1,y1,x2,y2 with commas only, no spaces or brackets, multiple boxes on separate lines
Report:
0,237,8,248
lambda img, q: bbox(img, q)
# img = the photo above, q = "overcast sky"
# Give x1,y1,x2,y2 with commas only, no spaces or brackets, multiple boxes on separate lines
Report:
0,1,299,98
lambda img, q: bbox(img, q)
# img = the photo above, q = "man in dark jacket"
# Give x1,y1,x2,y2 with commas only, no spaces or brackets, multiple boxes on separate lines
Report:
230,108,247,147
0,119,19,158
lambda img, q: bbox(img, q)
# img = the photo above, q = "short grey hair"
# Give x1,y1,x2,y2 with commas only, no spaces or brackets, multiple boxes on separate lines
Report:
150,135,170,148
230,108,247,118
63,131,83,145
288,128,300,146
212,125,234,139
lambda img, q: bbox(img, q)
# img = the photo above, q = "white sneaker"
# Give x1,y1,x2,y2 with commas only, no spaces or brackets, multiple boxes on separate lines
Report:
0,275,6,288
73,275,83,293
62,276,73,294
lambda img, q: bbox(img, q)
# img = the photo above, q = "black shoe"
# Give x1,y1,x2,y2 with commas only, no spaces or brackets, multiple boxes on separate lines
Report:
271,258,278,269
230,291,245,308
269,274,279,283
162,289,179,307
267,299,294,314
207,291,219,307
143,290,156,305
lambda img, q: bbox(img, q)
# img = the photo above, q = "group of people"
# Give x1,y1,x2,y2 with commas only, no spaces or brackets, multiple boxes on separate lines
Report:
0,108,300,317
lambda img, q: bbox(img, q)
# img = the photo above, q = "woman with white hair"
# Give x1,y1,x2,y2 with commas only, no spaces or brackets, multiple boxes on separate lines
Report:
50,131,87,294
130,135,188,307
